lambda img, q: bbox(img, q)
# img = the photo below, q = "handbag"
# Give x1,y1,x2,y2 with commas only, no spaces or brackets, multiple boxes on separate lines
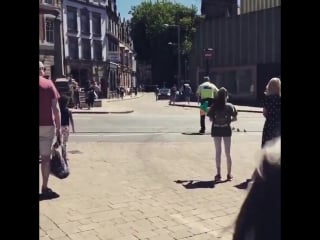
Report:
50,141,70,179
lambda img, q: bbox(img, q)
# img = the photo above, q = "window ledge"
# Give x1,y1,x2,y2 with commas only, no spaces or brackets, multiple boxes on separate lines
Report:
68,29,78,34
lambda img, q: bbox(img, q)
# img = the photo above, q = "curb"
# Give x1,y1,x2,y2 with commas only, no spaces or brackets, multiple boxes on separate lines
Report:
102,93,145,103
72,110,134,114
173,104,263,113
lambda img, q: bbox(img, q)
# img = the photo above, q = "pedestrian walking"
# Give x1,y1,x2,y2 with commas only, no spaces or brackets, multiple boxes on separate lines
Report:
196,76,218,134
169,84,177,105
59,95,75,160
184,84,192,104
86,87,96,109
155,87,159,101
39,61,61,199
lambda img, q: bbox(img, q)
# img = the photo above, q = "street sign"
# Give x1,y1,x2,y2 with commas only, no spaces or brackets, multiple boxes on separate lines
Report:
204,48,214,59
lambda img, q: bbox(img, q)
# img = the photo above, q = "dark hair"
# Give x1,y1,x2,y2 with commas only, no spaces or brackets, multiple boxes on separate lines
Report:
59,95,70,109
233,139,280,240
215,87,228,110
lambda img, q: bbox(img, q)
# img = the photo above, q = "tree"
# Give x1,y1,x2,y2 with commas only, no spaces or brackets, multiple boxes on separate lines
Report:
130,1,198,86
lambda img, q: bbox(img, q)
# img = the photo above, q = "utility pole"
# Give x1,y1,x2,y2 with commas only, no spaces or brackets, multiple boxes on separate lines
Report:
204,48,214,76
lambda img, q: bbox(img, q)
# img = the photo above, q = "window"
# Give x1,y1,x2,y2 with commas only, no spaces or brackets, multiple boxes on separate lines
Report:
236,69,253,94
68,37,79,59
81,9,90,35
67,7,77,33
92,13,101,37
221,71,237,95
44,0,53,4
109,41,117,51
82,39,91,60
45,18,54,43
93,40,102,60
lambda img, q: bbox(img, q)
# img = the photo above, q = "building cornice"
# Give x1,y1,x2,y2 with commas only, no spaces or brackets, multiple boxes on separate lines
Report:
39,3,60,15
66,0,106,10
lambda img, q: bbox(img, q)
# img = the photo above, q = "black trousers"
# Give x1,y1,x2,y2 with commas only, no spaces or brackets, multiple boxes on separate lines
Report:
200,98,214,131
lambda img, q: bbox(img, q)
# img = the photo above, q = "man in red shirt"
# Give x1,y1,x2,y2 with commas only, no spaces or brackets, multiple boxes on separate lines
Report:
39,61,61,198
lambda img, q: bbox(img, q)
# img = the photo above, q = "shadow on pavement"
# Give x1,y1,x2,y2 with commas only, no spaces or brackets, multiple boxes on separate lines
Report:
181,132,210,135
175,180,221,189
234,179,251,190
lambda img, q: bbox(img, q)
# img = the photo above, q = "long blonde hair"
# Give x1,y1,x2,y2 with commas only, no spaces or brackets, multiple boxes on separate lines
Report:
265,77,281,96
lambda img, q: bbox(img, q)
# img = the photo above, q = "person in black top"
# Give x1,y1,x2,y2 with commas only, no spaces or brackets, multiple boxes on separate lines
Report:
261,77,281,147
247,77,281,187
207,87,237,182
59,95,75,160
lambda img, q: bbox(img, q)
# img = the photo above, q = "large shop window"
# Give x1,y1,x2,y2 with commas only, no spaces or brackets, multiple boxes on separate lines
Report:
82,39,91,60
68,37,79,59
45,18,54,43
92,13,101,37
93,40,102,60
67,7,77,33
236,69,253,94
80,9,90,35
213,68,254,96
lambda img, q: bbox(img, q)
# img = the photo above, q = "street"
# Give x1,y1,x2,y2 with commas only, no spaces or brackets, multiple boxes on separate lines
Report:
40,94,264,240
70,93,263,142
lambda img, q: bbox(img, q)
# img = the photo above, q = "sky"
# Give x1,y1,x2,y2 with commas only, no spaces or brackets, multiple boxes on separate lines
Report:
116,0,202,20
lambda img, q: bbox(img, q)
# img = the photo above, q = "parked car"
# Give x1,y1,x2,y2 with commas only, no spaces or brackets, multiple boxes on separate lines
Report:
158,88,171,100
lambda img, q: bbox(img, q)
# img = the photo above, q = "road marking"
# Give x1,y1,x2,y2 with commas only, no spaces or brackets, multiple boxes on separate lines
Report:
73,116,92,120
70,132,166,137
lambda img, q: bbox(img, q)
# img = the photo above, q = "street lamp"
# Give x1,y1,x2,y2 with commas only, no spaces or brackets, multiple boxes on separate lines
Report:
204,48,214,76
164,24,181,87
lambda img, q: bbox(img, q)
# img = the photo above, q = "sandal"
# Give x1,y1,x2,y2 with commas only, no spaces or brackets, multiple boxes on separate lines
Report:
227,174,233,181
214,174,221,182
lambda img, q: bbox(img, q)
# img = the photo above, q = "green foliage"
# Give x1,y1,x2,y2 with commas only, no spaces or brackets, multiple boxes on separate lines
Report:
130,1,198,61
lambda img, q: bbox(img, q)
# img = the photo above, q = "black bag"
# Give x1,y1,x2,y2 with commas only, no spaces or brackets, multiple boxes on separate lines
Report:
50,143,70,179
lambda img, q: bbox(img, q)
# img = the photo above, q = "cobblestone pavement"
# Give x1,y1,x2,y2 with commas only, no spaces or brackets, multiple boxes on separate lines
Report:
40,133,261,240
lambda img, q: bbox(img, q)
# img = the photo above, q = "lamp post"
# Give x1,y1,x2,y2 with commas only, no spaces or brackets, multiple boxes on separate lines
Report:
204,48,214,76
164,24,181,87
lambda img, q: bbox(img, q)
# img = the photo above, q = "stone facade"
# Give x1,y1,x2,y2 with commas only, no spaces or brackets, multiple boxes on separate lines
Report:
39,0,64,80
62,0,108,89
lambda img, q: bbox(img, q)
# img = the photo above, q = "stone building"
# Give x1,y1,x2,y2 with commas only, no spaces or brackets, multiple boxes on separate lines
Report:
62,0,107,89
39,0,64,80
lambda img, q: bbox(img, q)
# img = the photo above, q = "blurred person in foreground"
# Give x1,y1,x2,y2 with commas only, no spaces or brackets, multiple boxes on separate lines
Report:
233,137,280,240
39,61,61,199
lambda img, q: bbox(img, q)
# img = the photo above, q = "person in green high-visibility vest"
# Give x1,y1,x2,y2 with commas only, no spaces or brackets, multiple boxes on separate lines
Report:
196,76,218,134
